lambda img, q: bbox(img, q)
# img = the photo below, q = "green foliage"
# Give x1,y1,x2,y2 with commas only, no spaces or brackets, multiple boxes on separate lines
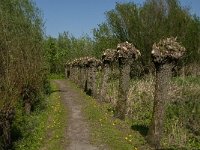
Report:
100,73,200,149
93,0,200,74
0,0,46,148
44,33,94,74
68,81,148,150
93,23,119,58
0,0,45,107
13,81,67,150
163,77,200,149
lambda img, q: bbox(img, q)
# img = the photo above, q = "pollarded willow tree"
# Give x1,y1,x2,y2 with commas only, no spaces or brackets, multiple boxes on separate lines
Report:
65,57,101,98
147,37,186,149
87,57,102,98
100,49,118,102
114,42,141,120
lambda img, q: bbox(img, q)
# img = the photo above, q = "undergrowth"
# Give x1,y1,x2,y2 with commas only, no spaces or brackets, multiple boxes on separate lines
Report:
13,81,67,150
68,80,150,150
68,74,200,149
106,74,200,149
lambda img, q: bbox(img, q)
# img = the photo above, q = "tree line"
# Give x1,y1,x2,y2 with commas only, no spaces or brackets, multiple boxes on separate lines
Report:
45,0,200,76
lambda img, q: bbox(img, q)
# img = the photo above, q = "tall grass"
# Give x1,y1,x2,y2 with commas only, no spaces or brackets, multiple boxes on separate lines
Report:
96,71,200,149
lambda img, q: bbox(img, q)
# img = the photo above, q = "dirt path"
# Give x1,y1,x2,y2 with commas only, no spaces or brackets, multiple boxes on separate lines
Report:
54,80,100,150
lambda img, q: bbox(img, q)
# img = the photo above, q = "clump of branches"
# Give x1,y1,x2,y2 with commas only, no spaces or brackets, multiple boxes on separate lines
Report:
0,0,45,148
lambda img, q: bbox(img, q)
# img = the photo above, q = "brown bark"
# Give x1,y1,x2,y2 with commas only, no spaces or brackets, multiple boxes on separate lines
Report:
84,67,89,93
65,65,70,78
0,108,14,150
74,67,78,84
65,66,70,78
25,101,31,115
114,59,131,120
147,63,173,149
70,67,74,81
3,120,11,149
87,67,93,96
99,64,111,102
77,67,81,87
80,67,85,89
90,67,97,98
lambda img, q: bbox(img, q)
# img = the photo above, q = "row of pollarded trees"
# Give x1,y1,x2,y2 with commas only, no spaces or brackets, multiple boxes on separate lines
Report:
65,37,186,149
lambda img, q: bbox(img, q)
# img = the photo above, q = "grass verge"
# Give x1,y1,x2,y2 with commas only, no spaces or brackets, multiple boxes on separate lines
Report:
48,73,65,80
67,80,150,150
13,81,67,150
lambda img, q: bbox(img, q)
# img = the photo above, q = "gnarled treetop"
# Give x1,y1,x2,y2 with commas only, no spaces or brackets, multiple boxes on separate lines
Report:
102,42,141,64
66,57,102,67
117,41,141,59
152,37,186,63
102,49,118,63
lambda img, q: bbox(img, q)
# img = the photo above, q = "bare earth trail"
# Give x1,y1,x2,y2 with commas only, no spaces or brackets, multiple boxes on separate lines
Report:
54,80,105,150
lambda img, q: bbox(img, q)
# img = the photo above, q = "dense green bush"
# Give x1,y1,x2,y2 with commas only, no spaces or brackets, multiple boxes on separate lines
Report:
0,0,46,148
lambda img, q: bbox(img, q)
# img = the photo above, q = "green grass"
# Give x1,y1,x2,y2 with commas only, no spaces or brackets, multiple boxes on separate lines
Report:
172,75,200,86
48,73,65,79
13,81,67,150
67,80,150,150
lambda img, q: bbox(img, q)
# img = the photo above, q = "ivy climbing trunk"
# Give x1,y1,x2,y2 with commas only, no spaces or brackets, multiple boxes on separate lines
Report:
114,59,131,120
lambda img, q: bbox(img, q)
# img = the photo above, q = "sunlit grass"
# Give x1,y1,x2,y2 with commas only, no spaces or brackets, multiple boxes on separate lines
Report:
67,80,149,150
13,81,67,150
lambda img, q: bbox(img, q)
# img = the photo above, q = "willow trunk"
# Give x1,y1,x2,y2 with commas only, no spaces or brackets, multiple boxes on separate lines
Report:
147,63,173,149
115,60,130,120
99,64,110,102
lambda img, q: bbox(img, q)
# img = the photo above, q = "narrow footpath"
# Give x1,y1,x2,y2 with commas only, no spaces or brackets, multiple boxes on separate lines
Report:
54,80,101,150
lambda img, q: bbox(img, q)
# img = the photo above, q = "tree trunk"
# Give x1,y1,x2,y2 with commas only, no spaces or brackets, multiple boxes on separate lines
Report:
65,67,69,79
99,64,111,102
84,67,89,93
3,120,11,149
74,67,78,84
65,66,70,78
80,67,85,89
77,67,81,87
114,59,130,120
70,67,73,81
147,63,173,149
91,67,97,98
0,109,14,150
25,101,31,115
86,67,92,96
